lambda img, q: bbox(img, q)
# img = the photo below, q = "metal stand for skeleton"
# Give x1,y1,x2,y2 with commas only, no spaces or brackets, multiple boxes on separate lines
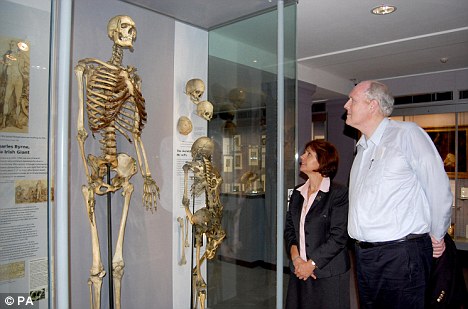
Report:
189,194,195,309
106,164,114,309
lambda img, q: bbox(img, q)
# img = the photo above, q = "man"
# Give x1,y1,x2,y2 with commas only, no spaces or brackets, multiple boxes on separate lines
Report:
345,80,452,308
2,40,26,129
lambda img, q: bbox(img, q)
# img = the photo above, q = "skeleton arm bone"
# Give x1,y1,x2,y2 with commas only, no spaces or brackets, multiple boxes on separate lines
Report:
132,134,159,212
75,62,91,181
182,163,194,223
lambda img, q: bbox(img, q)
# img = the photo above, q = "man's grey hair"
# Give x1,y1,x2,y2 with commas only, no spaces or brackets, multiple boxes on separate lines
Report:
364,81,394,117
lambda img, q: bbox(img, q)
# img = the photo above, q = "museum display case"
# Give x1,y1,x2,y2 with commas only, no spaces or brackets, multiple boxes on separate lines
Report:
206,5,297,307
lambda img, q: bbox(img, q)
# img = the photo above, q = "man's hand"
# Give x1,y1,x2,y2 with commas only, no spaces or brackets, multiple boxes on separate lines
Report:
431,235,446,258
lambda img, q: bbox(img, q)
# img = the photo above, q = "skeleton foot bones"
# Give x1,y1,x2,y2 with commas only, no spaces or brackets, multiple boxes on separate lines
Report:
76,15,159,309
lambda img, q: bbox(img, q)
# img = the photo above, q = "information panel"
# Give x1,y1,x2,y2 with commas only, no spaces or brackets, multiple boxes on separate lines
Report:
0,1,52,308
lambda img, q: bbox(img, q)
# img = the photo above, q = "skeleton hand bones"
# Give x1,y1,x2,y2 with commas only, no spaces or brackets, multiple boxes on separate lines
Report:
142,174,159,212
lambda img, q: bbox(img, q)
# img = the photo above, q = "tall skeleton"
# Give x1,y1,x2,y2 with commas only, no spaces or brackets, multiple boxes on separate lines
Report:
182,137,226,309
75,15,159,309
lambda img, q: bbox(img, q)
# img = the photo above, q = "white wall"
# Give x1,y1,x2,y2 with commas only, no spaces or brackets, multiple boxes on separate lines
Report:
298,63,353,96
172,21,208,309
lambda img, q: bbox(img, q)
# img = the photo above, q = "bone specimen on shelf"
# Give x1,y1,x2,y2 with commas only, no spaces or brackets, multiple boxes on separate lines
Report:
177,217,187,265
177,116,193,135
196,101,213,121
185,78,205,104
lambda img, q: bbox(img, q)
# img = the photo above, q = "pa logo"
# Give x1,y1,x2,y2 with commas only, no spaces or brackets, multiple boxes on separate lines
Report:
3,295,34,306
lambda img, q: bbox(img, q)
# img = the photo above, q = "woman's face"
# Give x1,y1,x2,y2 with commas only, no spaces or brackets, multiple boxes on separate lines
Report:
299,147,320,176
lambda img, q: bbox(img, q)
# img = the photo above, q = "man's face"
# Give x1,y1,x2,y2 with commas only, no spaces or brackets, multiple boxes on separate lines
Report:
344,82,372,130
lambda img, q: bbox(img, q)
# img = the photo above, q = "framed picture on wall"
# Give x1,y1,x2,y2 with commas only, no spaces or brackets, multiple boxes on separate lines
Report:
224,155,233,173
223,137,231,153
234,153,243,170
0,37,31,133
248,146,259,166
425,126,468,178
233,135,241,151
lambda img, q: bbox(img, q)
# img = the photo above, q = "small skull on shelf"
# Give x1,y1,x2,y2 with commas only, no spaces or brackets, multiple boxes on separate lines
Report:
196,101,213,121
185,78,205,104
177,116,193,135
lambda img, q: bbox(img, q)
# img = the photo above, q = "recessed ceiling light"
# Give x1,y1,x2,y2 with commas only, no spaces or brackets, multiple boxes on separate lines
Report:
371,5,396,15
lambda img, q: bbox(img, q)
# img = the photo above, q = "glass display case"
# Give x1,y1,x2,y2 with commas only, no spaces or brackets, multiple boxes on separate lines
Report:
207,5,297,308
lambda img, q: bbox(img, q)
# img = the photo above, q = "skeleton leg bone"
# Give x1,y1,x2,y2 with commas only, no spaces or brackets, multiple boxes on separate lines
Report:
177,217,187,265
194,243,207,309
82,185,105,309
112,154,136,309
111,181,133,309
184,216,190,248
199,290,206,309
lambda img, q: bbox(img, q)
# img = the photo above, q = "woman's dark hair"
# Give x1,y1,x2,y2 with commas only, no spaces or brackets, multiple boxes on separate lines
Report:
303,139,339,179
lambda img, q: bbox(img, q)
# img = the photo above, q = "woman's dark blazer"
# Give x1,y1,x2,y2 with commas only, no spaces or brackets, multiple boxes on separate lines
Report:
284,181,350,278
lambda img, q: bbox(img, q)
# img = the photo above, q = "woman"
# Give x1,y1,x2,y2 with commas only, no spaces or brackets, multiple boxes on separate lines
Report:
284,140,350,309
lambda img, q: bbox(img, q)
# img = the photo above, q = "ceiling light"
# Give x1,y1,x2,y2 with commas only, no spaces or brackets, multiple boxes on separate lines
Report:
371,5,396,15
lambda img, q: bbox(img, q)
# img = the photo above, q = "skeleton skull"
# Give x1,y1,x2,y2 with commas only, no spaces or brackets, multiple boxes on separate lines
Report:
196,101,213,121
107,15,137,48
185,79,205,104
191,137,214,159
177,116,193,135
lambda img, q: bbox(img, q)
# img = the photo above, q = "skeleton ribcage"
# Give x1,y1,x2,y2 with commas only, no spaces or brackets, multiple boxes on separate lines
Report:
202,157,223,214
85,64,147,160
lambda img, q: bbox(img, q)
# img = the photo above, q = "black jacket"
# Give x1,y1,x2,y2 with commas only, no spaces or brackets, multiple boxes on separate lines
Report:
426,233,467,308
284,182,350,278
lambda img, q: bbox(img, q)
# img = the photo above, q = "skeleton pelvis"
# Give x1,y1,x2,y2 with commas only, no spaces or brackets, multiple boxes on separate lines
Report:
87,153,137,195
192,208,211,226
